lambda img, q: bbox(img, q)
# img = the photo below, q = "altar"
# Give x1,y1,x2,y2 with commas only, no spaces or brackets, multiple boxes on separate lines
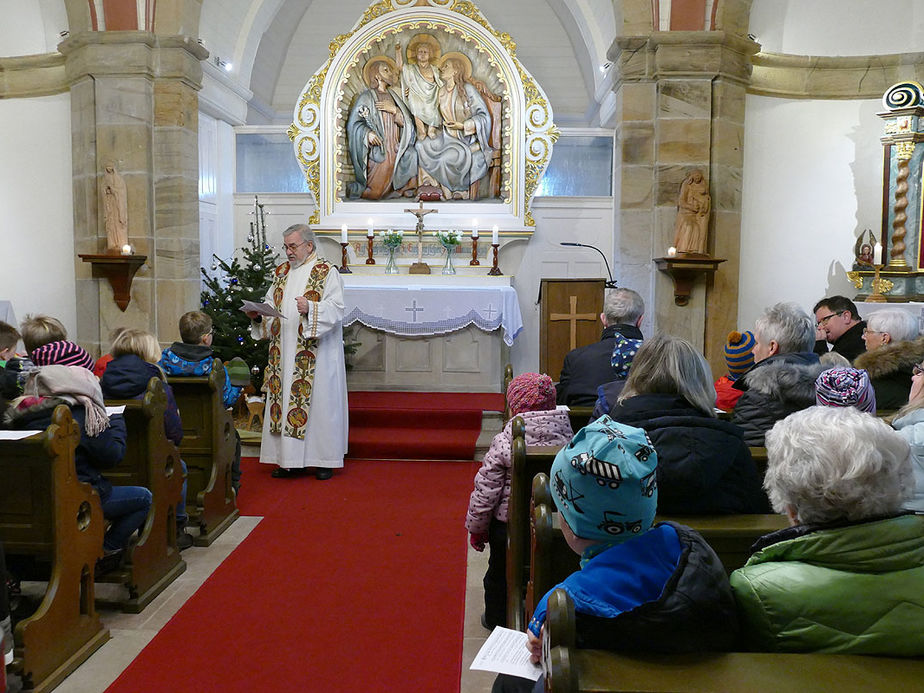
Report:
341,274,521,392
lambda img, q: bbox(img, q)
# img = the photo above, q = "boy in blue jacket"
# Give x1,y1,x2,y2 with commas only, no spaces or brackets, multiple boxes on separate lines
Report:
160,311,243,494
494,416,738,693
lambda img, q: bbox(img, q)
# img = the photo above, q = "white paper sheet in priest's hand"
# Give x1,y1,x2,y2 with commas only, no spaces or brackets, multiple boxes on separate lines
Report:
240,300,286,319
470,627,542,680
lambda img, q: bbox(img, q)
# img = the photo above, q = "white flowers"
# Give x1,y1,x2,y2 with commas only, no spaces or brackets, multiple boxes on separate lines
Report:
434,229,463,246
379,228,404,247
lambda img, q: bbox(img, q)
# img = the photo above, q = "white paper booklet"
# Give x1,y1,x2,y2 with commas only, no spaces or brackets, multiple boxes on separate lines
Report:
470,627,543,681
240,300,286,319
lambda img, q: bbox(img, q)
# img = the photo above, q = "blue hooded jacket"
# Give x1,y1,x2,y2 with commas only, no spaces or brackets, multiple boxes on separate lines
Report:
101,354,183,446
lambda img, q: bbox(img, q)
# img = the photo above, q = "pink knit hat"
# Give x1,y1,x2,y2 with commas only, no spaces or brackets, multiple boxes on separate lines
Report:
507,372,556,416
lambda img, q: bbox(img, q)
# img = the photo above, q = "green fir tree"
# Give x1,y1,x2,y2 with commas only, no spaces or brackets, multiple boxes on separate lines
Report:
200,197,280,388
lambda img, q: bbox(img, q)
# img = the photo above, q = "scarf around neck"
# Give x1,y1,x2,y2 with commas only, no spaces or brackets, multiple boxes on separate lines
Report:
27,364,110,436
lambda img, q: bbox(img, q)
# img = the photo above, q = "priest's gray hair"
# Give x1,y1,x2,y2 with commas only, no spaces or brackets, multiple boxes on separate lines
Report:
764,406,912,525
754,302,815,354
603,288,644,325
865,309,921,344
283,223,316,248
617,333,716,416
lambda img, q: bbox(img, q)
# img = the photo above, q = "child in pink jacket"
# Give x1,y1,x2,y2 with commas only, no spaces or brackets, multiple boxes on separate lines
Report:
465,372,573,630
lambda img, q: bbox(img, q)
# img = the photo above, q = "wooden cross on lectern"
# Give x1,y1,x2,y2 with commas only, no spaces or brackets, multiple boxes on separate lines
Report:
550,295,598,351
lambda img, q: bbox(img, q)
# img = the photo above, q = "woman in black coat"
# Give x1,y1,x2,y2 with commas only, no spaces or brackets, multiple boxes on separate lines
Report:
608,334,769,515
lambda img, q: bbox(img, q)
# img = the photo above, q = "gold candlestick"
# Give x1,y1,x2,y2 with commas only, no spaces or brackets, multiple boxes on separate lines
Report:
866,263,887,302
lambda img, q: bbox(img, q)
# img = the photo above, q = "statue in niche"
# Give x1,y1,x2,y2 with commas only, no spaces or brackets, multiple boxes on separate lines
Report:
346,56,419,200
102,163,129,251
672,169,711,256
853,229,877,269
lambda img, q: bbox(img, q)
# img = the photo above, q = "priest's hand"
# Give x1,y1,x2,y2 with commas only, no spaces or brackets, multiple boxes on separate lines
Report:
295,296,310,315
244,310,259,320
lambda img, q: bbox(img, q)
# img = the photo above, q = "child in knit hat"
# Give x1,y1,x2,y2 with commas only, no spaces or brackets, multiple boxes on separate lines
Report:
20,314,94,371
715,330,756,411
815,367,877,414
465,372,573,630
494,416,739,692
592,333,644,419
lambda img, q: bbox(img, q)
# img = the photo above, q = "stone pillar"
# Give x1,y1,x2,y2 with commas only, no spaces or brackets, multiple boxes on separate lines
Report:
611,29,757,376
60,31,206,355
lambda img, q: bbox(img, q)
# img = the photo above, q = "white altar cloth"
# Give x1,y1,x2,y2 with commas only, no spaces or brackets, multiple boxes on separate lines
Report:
342,280,522,346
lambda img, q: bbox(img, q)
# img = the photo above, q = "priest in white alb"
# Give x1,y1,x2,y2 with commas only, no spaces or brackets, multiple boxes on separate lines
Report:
245,223,348,480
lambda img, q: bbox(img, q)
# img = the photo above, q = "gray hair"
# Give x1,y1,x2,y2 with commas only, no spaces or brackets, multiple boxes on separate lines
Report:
764,406,912,525
754,302,815,354
819,351,850,368
603,288,644,325
618,333,715,416
865,309,920,344
283,223,316,248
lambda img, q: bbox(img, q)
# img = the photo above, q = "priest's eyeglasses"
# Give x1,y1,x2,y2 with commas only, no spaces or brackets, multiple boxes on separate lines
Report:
282,240,309,252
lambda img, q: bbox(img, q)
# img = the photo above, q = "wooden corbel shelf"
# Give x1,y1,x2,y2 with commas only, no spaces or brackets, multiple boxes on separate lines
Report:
654,255,726,306
78,253,147,311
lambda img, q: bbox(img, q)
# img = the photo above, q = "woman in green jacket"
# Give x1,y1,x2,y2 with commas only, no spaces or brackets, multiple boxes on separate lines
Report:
730,405,924,656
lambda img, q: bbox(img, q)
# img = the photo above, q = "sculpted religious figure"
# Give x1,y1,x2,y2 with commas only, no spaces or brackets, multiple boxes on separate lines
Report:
672,169,711,256
102,164,129,251
414,53,493,200
347,56,419,199
396,34,443,141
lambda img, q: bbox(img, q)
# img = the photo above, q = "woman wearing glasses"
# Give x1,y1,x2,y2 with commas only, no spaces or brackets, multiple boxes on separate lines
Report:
853,308,924,411
888,360,924,512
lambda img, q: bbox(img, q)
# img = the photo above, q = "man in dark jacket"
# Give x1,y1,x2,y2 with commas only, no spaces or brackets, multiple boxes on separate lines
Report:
733,302,825,446
556,288,644,407
813,295,866,361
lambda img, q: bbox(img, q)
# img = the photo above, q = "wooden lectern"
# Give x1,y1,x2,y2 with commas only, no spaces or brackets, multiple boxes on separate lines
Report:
539,278,606,383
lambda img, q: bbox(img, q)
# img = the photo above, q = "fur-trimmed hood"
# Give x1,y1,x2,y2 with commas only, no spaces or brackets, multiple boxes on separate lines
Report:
739,353,826,403
853,336,924,379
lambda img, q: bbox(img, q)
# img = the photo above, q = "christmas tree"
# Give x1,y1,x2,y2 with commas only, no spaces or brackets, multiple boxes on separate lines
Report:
200,196,280,388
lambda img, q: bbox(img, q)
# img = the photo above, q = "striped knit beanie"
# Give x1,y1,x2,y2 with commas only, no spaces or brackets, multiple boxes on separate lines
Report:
507,372,556,416
29,340,95,371
815,367,876,414
724,330,756,380
610,333,643,379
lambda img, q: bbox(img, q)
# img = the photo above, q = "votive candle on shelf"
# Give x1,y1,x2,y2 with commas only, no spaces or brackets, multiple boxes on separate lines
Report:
472,219,479,239
492,225,499,245
121,244,132,255
367,218,374,237
873,242,883,265
667,246,677,257
341,224,348,244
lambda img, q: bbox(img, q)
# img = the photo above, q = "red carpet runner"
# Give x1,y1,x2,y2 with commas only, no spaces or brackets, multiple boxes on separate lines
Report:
347,391,505,460
107,457,479,692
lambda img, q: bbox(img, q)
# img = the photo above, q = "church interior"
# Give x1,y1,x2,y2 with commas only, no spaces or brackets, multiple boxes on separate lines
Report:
2,1,924,691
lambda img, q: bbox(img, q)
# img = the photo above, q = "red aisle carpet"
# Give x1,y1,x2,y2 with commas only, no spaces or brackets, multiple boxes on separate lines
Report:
347,391,505,460
107,456,479,693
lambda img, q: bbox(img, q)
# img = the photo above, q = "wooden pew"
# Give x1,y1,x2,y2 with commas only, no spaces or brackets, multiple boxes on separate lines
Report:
0,406,109,693
102,377,187,612
566,405,594,431
167,359,239,546
542,588,924,693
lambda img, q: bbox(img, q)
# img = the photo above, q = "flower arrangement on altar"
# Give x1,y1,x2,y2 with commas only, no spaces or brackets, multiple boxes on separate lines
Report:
434,229,463,246
379,228,404,248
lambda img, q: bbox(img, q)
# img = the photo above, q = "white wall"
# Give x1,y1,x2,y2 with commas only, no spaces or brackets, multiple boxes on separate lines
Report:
738,95,883,331
0,93,75,334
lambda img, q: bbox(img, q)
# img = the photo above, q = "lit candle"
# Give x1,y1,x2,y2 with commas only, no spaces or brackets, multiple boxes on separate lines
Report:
341,224,348,244
492,225,499,245
367,218,374,237
121,244,132,255
667,246,677,257
472,219,479,239
873,242,883,265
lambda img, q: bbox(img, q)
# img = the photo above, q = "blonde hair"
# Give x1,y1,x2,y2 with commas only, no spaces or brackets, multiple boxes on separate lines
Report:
21,314,67,354
112,328,162,365
618,333,716,416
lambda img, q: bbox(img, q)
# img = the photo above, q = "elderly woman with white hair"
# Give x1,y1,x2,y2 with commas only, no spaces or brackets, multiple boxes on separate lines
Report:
730,406,924,655
854,308,924,410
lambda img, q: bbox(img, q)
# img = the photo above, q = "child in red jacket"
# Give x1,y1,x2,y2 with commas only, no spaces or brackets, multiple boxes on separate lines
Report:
715,330,755,412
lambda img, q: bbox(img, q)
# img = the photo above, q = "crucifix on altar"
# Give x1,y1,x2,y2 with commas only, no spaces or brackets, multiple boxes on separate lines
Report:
405,200,437,275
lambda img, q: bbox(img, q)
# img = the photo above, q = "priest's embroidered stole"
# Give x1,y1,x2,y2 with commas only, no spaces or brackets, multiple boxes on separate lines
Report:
265,258,333,439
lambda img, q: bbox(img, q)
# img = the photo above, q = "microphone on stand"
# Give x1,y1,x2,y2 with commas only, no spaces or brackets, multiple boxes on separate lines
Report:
560,242,619,288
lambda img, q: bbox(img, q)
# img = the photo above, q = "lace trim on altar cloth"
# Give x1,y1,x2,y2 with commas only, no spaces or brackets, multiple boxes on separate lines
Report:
344,308,521,346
